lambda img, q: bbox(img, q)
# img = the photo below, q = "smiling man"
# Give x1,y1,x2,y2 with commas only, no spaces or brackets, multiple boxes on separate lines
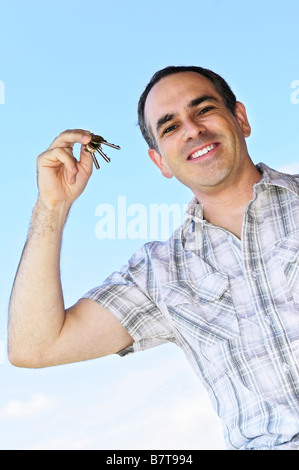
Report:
142,69,261,238
9,65,299,450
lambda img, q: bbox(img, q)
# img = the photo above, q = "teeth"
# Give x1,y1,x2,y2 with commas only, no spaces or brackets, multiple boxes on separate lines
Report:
189,144,216,159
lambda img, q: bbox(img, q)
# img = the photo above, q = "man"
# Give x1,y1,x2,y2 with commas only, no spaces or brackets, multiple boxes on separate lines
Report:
8,66,299,450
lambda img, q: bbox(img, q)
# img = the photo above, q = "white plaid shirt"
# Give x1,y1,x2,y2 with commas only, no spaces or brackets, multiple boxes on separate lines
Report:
84,163,299,450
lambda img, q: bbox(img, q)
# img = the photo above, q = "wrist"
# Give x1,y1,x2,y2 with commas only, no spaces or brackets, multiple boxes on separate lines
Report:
30,198,71,240
35,196,71,220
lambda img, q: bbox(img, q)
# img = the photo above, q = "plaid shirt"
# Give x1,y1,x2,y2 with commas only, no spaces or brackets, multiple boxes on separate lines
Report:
84,163,299,450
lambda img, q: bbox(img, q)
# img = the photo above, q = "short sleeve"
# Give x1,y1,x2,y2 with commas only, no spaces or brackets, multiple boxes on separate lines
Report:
81,259,176,356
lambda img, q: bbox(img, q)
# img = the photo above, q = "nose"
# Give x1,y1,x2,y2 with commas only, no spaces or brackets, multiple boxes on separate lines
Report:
182,117,205,141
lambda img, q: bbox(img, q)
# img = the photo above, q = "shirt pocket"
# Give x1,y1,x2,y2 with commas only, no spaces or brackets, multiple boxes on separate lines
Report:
160,271,239,351
274,231,299,303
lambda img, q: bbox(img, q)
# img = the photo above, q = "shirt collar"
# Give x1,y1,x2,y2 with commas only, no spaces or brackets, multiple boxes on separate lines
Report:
255,162,299,195
181,162,299,249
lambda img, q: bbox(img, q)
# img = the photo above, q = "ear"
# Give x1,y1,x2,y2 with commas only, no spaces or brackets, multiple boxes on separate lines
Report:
148,148,173,179
234,101,251,138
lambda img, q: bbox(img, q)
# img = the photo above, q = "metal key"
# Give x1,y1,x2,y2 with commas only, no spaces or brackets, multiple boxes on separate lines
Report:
85,133,121,169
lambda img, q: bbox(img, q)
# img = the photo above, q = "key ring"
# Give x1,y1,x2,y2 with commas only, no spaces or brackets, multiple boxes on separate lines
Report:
85,133,121,169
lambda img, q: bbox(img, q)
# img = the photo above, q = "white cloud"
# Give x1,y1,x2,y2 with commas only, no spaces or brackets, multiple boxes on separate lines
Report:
0,350,226,450
0,393,58,420
25,436,92,451
101,389,225,450
63,354,226,450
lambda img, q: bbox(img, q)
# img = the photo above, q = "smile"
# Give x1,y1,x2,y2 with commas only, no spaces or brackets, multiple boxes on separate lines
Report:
188,143,219,160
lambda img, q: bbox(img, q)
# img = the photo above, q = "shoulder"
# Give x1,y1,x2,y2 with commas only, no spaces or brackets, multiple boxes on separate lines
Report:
126,226,184,281
128,228,182,266
257,162,299,195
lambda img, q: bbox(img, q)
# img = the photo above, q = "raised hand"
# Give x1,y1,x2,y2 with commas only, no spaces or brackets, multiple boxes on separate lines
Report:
36,129,93,210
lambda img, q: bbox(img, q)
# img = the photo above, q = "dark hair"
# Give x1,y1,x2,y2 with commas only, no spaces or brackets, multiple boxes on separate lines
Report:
137,65,237,151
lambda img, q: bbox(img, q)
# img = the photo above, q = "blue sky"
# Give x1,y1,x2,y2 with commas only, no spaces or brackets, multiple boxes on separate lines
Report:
0,0,299,450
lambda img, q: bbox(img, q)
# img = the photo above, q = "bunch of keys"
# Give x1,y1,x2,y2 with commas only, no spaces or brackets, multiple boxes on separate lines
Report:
85,133,121,169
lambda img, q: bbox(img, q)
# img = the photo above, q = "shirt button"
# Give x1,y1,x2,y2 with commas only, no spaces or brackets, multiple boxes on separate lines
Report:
194,294,200,302
251,270,259,280
264,315,271,325
282,363,290,373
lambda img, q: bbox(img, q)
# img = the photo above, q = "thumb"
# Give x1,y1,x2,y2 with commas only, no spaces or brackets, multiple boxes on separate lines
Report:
79,142,94,174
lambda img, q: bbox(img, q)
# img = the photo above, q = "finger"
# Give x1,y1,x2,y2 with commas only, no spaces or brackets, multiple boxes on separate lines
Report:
48,129,92,151
79,143,94,174
38,148,79,184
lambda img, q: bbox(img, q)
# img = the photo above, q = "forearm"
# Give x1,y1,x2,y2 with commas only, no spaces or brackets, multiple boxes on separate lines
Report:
8,198,71,367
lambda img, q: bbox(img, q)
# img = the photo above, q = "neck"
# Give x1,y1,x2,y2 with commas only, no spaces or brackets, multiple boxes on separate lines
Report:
193,160,262,239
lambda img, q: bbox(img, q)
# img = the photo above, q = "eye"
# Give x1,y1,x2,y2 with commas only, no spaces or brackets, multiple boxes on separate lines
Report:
199,106,214,115
162,124,178,135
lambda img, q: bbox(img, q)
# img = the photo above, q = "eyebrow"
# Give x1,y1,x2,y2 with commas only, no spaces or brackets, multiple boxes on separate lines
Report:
155,94,220,135
187,94,219,109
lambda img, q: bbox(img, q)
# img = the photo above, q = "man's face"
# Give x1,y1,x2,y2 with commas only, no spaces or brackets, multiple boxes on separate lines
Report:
144,72,251,195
